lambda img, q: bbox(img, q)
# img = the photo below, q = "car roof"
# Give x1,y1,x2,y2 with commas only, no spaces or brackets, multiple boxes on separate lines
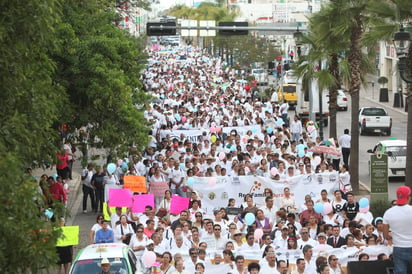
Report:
76,243,128,260
378,140,406,147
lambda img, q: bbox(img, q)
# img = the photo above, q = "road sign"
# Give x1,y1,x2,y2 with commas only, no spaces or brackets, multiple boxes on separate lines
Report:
370,154,388,201
199,20,216,37
218,22,248,35
181,20,197,37
146,22,176,36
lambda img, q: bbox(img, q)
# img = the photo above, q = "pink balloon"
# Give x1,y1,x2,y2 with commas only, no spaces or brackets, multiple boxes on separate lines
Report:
323,202,333,215
270,135,276,143
317,244,327,251
242,137,248,144
270,167,279,176
359,206,370,213
254,228,263,240
210,127,216,133
142,251,156,267
307,125,315,133
209,177,217,187
182,116,187,123
219,152,226,161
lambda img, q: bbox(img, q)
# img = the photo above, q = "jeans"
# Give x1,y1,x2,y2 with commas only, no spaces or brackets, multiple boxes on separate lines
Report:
281,113,288,127
82,185,96,211
95,187,104,212
393,246,412,274
291,132,300,142
171,187,186,197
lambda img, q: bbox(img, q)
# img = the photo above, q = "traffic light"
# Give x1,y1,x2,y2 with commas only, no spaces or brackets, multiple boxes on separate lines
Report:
218,22,248,35
146,22,176,36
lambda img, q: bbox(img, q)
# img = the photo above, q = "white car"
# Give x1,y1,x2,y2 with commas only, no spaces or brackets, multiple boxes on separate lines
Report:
283,70,297,84
70,243,139,274
367,139,407,178
337,89,348,111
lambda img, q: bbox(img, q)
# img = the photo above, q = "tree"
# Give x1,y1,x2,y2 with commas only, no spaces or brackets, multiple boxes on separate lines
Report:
319,0,377,193
51,0,152,158
367,0,412,191
0,0,64,271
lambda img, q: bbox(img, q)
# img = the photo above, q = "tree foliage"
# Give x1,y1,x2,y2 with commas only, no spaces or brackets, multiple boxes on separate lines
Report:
51,0,152,156
0,0,150,271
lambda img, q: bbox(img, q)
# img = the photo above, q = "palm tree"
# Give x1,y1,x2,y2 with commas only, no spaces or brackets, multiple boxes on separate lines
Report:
318,0,380,193
367,0,412,190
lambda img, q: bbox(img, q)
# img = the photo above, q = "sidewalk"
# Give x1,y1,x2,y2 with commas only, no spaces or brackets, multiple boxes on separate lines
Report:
33,161,83,226
361,84,407,117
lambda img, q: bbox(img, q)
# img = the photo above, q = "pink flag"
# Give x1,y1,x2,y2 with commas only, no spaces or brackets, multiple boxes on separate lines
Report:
108,188,132,207
132,194,155,213
169,195,190,214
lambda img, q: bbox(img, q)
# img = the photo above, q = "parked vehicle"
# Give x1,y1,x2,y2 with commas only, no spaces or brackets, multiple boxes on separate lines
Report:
367,139,407,178
295,79,329,126
251,68,268,86
283,70,297,84
337,89,348,111
69,243,139,274
277,84,298,108
358,107,392,136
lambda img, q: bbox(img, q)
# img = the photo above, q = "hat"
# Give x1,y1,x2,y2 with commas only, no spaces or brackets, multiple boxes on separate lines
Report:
233,229,242,236
374,217,384,226
101,258,111,265
317,232,327,239
281,225,288,230
146,239,154,246
396,186,411,205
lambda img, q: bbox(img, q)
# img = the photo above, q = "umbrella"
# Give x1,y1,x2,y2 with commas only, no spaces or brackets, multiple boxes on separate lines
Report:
309,145,341,156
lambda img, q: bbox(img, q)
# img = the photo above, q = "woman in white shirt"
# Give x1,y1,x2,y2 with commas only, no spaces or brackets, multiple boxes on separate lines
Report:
114,214,134,244
104,173,120,202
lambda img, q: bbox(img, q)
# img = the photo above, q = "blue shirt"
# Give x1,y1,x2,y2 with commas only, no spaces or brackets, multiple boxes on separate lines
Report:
95,229,114,243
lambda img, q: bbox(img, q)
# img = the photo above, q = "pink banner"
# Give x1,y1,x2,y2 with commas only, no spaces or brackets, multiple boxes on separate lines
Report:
132,194,155,213
108,188,132,207
170,195,190,214
149,181,169,197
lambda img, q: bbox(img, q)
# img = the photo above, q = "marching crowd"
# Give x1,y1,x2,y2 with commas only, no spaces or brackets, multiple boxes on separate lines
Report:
47,44,412,274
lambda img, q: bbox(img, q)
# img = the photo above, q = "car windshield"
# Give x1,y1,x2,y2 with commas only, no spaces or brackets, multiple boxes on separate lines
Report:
71,258,128,274
253,69,264,74
283,86,296,93
386,146,407,157
362,108,386,116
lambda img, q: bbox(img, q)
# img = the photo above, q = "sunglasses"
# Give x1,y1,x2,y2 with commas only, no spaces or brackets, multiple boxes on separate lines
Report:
137,231,144,233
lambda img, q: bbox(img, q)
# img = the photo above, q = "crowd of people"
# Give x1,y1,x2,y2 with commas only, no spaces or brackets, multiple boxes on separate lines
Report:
43,43,409,273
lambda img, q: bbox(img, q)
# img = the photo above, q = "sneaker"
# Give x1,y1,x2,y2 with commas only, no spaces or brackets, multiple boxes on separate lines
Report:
83,210,87,214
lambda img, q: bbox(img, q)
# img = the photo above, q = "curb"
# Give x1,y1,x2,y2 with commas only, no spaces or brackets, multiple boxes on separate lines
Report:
362,95,407,117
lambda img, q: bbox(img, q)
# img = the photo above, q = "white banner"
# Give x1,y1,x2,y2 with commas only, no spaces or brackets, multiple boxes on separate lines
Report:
192,174,340,214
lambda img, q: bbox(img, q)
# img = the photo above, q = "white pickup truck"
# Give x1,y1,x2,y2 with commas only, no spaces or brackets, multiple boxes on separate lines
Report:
251,68,268,86
358,107,392,136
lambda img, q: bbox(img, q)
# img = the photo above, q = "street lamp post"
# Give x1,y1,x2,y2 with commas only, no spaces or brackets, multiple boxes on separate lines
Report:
393,27,412,84
393,26,412,191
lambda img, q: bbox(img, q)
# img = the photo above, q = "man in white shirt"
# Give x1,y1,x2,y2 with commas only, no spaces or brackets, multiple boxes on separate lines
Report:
302,245,317,274
259,196,278,224
297,228,317,250
338,129,351,166
260,252,279,274
170,161,186,197
273,225,289,250
81,164,95,213
383,186,412,274
290,115,303,142
239,232,260,253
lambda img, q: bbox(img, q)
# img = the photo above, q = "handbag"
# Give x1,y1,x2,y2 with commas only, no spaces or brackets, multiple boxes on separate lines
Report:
121,224,133,245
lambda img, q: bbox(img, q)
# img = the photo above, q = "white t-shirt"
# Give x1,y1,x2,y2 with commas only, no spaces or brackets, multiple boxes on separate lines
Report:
383,205,412,247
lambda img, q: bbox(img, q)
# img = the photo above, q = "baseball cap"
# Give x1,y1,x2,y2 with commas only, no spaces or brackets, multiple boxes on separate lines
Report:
317,232,327,239
396,186,411,205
